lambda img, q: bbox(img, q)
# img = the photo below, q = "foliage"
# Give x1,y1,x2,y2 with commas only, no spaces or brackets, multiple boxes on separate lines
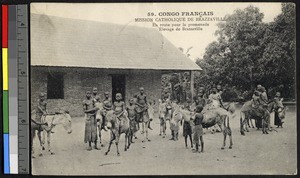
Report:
195,3,296,100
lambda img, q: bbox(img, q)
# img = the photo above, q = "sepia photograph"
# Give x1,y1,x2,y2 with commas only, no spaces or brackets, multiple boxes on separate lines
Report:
30,2,296,175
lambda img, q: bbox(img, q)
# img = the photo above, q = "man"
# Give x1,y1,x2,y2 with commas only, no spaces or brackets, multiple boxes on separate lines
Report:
134,87,152,130
83,91,99,151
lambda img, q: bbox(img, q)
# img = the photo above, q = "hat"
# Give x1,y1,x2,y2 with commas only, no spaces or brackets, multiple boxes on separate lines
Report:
275,92,281,97
39,93,45,97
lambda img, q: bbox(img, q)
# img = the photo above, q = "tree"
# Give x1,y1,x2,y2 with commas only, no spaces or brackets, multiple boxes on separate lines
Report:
259,3,296,98
195,4,296,99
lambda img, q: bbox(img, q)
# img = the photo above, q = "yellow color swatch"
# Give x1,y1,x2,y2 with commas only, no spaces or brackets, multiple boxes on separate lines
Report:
2,48,8,90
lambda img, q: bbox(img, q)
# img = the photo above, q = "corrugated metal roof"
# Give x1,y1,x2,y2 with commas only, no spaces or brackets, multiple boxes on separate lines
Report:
30,14,202,71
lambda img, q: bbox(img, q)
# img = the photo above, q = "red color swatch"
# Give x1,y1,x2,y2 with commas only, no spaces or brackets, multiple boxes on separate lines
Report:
2,5,8,48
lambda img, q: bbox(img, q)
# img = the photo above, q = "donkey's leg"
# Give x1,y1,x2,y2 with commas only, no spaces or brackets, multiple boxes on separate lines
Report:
115,135,120,156
146,122,151,142
189,134,193,148
98,124,102,146
141,122,145,134
127,133,131,149
240,113,246,135
221,133,226,149
229,132,233,149
262,119,266,134
124,134,128,151
47,131,54,155
200,136,204,152
245,121,249,132
159,118,162,136
250,119,255,128
105,132,115,155
37,131,43,156
169,130,174,140
163,121,167,137
42,130,46,150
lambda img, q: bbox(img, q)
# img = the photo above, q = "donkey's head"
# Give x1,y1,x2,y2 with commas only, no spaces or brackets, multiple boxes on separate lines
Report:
54,110,72,134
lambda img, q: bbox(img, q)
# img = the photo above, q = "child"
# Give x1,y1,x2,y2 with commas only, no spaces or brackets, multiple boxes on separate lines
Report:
126,98,138,143
183,120,193,149
274,92,284,128
83,91,99,150
193,105,204,153
113,93,126,118
36,92,47,122
94,96,102,123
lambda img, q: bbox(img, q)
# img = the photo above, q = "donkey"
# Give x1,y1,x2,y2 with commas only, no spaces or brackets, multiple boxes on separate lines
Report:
158,99,173,138
136,103,155,142
31,110,72,158
104,110,130,156
171,103,236,149
240,101,274,135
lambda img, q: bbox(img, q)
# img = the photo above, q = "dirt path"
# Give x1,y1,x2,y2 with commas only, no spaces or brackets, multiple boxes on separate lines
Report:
32,106,297,175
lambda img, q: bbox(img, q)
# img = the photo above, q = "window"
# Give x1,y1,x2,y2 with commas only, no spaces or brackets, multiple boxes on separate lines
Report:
47,73,64,99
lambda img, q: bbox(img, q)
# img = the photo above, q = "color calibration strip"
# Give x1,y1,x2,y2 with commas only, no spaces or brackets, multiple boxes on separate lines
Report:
2,4,29,174
8,5,19,174
2,4,10,174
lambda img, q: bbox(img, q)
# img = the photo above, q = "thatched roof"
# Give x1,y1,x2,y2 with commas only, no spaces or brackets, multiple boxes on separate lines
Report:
31,14,202,71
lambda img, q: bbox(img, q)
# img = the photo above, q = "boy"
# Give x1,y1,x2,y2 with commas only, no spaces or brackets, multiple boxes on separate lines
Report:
207,86,224,110
83,91,99,151
92,87,100,102
113,93,126,118
126,98,138,143
134,87,153,130
193,105,204,153
134,87,148,122
274,92,284,128
36,92,47,123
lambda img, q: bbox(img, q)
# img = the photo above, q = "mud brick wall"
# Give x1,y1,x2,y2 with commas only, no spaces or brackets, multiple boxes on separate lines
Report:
31,67,162,117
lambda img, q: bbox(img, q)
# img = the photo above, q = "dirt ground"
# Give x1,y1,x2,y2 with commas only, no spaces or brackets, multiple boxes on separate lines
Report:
32,106,297,175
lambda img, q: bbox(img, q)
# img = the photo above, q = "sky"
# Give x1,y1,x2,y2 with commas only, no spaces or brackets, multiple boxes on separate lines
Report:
31,3,282,61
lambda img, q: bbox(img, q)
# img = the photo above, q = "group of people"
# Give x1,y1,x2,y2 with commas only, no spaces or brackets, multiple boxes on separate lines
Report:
159,83,285,153
160,85,225,153
82,87,150,151
250,84,285,128
34,83,285,154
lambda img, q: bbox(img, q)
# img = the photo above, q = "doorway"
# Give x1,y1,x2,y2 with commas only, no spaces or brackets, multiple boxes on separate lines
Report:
111,75,126,102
